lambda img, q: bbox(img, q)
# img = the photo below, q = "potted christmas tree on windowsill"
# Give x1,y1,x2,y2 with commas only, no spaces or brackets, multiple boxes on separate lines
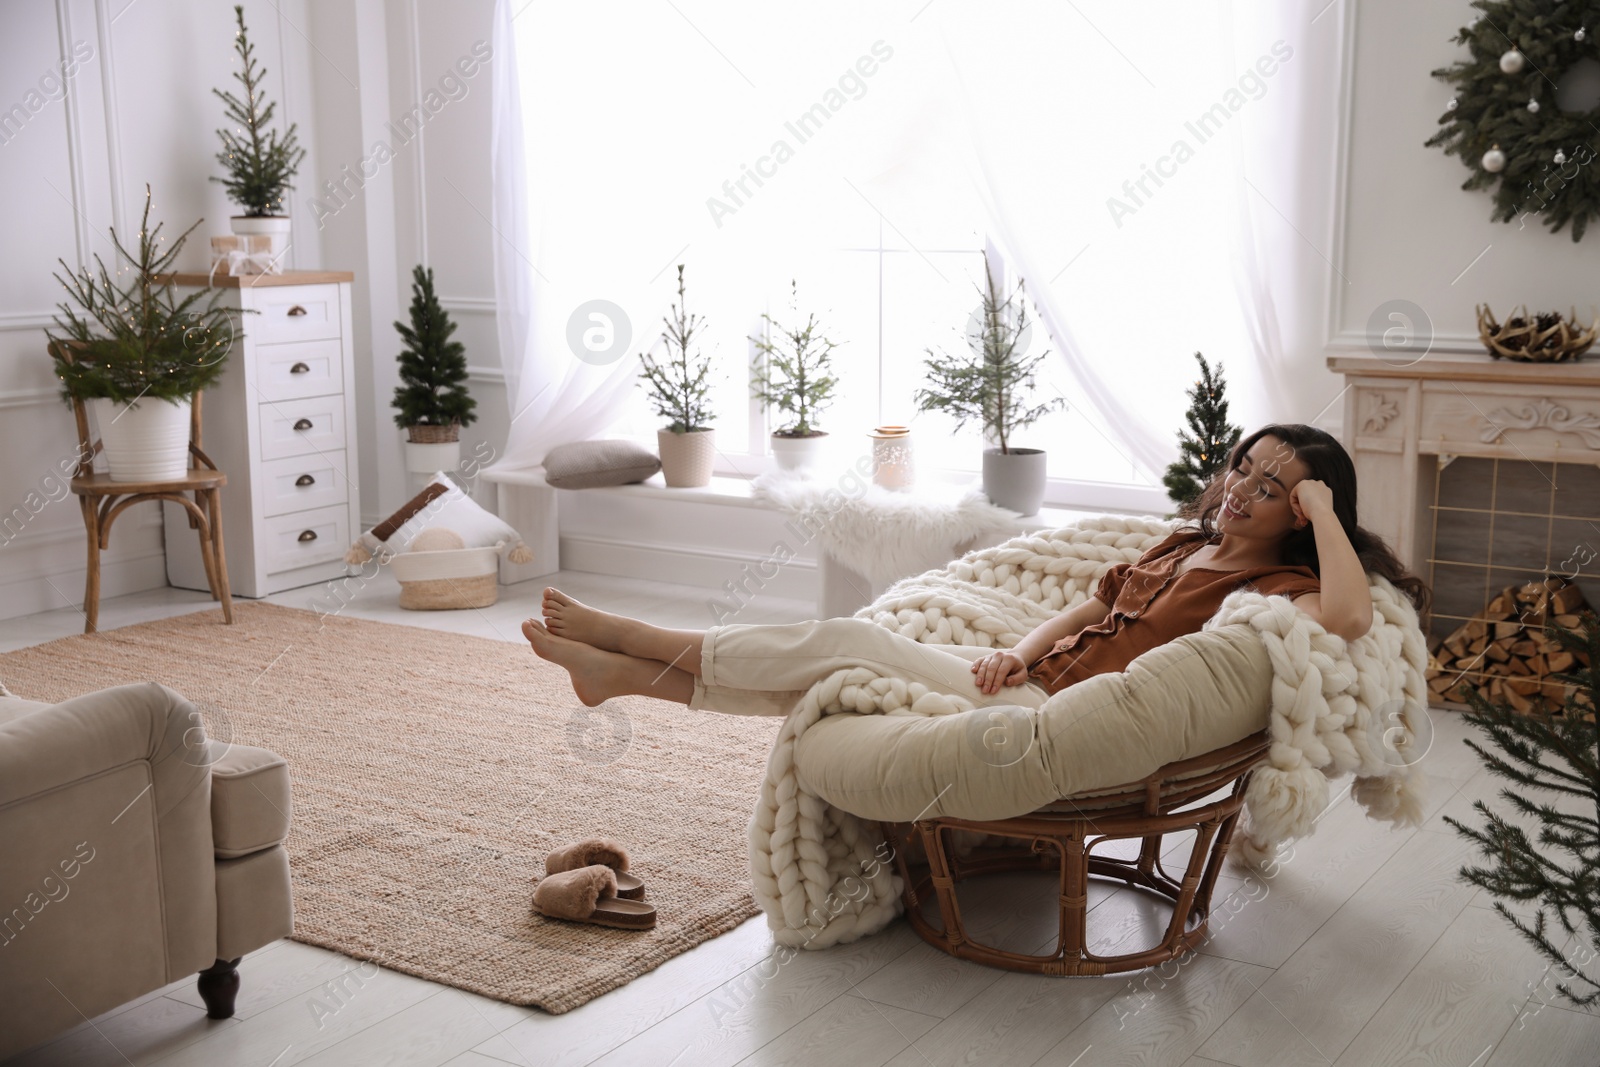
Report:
392,265,476,475
915,249,1064,516
639,264,720,487
750,280,839,473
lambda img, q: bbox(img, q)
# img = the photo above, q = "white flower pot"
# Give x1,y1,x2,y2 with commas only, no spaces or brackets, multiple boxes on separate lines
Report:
770,432,828,472
982,446,1047,517
657,428,716,487
404,439,461,474
229,214,291,238
91,396,192,482
229,215,291,271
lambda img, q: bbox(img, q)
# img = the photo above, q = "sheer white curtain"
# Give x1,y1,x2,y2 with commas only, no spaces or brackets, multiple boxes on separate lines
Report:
936,0,1322,484
488,0,1323,479
487,0,939,471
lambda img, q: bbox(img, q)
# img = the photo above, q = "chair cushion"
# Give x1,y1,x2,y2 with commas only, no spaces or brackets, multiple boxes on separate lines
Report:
793,622,1276,823
208,742,293,858
543,439,661,489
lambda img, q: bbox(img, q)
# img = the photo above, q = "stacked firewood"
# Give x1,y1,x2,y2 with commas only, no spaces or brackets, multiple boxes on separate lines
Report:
1427,575,1595,715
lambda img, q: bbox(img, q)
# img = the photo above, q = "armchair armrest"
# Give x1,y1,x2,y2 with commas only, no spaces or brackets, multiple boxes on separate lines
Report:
0,681,220,1054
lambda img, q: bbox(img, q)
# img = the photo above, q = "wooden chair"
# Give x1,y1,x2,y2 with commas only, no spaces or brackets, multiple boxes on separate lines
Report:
879,731,1270,976
52,343,233,633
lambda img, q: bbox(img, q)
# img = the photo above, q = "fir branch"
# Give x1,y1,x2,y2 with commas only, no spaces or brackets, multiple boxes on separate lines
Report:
212,4,306,216
914,248,1062,452
1445,607,1600,1009
390,265,476,429
1163,351,1241,509
750,280,839,437
638,264,717,433
46,185,239,406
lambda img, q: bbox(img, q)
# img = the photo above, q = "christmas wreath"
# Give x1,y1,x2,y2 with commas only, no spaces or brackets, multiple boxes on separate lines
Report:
1426,1,1600,241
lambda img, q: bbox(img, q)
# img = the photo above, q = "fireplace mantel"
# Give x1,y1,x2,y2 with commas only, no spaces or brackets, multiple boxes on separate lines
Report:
1327,352,1600,574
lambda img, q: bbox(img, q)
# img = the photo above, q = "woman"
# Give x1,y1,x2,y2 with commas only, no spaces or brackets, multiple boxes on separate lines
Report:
522,424,1430,714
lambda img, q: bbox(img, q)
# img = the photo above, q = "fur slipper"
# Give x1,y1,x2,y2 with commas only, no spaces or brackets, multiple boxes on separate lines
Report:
546,837,644,900
532,864,656,930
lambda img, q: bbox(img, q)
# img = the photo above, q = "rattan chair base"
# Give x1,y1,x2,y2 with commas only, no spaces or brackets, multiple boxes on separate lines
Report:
880,731,1269,977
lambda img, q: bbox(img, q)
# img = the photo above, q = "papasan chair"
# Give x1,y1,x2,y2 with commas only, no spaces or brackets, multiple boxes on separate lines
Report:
746,513,1432,976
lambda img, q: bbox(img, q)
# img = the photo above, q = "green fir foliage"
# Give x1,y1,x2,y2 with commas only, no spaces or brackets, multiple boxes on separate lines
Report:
213,4,306,216
1162,351,1241,509
48,185,238,406
750,280,839,437
638,264,717,433
1426,0,1600,241
1443,609,1600,1008
915,249,1063,453
391,265,476,429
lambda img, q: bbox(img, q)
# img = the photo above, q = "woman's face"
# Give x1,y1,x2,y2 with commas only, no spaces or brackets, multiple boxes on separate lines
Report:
1217,435,1312,541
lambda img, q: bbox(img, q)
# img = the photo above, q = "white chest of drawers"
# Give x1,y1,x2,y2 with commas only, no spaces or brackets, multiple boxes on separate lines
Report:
159,271,361,598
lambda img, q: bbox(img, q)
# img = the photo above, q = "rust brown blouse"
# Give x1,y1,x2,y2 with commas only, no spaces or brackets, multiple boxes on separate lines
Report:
1027,527,1321,695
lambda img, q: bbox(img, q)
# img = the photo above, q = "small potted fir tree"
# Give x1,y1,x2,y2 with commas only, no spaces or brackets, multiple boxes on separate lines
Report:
750,280,839,472
915,250,1064,516
639,264,719,487
212,4,305,258
48,187,238,482
391,265,476,473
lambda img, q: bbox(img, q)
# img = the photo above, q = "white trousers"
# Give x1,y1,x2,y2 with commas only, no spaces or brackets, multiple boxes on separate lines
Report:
688,616,1053,717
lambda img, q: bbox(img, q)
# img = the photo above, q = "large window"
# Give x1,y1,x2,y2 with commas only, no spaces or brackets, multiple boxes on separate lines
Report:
522,1,1270,511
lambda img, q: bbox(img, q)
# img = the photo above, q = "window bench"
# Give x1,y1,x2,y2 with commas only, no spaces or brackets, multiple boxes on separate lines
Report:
480,465,1114,618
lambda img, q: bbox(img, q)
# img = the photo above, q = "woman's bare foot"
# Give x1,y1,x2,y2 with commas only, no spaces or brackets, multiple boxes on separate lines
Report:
523,618,632,706
541,587,634,653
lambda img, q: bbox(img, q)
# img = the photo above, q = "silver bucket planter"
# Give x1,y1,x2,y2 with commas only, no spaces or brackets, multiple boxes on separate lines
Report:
982,447,1047,516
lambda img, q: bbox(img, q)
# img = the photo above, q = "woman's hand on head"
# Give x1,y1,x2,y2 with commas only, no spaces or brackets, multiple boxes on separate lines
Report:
1288,478,1335,525
970,650,1029,695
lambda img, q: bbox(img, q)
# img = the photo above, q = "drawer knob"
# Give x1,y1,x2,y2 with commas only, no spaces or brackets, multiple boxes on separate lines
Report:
293,418,313,431
295,474,316,487
290,361,311,374
298,529,318,543
287,305,308,317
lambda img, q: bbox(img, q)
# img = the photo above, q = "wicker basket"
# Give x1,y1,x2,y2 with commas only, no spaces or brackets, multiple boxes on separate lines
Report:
390,545,500,610
406,423,461,444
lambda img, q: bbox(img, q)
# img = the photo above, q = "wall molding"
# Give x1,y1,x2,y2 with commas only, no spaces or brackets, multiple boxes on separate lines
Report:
1322,0,1359,351
440,297,496,314
0,387,63,410
1325,329,1488,354
466,364,504,383
0,311,57,333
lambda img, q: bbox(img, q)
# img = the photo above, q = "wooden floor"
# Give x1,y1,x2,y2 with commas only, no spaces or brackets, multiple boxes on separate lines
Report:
3,572,1598,1067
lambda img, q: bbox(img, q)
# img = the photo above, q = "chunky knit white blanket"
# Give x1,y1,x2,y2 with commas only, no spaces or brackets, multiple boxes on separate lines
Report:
746,514,1433,949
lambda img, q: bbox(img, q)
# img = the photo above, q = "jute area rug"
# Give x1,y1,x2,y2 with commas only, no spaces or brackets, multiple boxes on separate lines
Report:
0,602,783,1013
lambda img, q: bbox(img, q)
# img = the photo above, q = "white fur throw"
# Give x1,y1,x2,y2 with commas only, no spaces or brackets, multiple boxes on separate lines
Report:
749,470,1023,589
747,514,1432,949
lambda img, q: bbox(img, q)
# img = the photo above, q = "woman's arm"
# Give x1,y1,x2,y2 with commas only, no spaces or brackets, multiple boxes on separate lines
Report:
971,593,1113,694
1289,482,1374,642
1011,594,1113,667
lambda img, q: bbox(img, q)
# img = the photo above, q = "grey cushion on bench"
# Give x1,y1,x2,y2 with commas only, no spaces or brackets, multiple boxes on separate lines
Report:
543,439,661,489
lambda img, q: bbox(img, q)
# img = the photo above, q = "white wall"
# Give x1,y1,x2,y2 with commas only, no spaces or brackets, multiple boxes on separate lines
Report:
0,0,1577,621
1333,2,1598,353
0,0,325,619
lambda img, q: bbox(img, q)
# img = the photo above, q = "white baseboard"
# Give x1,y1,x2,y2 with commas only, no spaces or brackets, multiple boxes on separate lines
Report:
0,518,169,622
0,550,170,622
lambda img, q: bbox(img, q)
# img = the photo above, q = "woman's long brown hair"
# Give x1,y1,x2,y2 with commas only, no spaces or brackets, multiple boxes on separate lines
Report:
1175,422,1432,616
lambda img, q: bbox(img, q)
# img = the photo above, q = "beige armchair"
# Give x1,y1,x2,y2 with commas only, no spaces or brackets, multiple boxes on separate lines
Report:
0,682,293,1059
